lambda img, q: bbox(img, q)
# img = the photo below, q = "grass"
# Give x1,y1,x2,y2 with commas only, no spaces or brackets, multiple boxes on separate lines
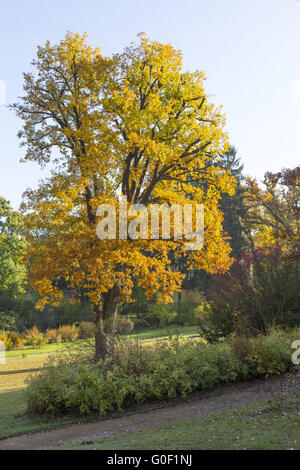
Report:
5,325,199,358
0,355,48,391
130,325,199,340
0,355,78,438
0,389,78,439
55,393,300,450
5,341,73,358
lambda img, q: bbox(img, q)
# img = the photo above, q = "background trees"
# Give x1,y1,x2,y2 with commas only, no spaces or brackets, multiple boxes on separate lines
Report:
205,245,300,339
218,147,251,257
200,165,300,339
0,197,26,294
0,197,27,331
245,166,300,259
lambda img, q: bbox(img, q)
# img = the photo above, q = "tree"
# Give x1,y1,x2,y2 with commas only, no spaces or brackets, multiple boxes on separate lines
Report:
218,147,250,257
176,146,250,295
13,33,235,357
245,166,300,260
207,245,300,336
0,197,27,331
0,197,26,294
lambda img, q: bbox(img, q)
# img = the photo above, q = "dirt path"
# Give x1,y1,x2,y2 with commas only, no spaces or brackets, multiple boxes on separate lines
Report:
0,374,299,450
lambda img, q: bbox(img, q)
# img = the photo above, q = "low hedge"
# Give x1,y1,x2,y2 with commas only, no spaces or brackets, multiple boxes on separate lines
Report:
25,328,299,416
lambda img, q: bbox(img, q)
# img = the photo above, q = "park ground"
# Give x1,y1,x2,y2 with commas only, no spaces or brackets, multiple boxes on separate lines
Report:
0,326,299,450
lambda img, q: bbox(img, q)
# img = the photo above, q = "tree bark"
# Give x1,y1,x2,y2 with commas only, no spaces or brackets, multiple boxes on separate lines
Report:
102,284,121,333
94,284,121,359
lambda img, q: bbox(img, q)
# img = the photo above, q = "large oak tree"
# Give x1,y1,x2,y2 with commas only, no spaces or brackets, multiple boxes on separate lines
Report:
13,33,235,357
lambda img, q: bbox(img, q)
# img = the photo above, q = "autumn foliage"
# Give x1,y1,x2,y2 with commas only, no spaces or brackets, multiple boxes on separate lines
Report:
13,33,236,356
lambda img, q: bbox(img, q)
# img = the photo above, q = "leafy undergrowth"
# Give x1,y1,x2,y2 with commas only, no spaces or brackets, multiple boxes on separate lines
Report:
55,393,300,450
25,328,300,416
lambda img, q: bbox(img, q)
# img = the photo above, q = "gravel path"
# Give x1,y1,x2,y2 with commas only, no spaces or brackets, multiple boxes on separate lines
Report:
0,374,299,450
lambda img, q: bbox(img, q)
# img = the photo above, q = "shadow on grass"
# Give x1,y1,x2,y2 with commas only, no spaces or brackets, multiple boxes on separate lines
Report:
0,368,43,376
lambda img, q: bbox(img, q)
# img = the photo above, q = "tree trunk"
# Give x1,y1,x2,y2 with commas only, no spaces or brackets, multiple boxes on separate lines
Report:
102,284,120,333
94,284,121,359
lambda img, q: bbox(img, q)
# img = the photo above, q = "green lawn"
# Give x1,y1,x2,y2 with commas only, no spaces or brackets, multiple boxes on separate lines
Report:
130,325,199,340
0,355,79,438
0,355,48,391
0,389,79,439
5,341,73,358
5,325,200,358
55,394,300,450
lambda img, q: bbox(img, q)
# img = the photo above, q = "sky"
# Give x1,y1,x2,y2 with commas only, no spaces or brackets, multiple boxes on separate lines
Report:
0,0,300,209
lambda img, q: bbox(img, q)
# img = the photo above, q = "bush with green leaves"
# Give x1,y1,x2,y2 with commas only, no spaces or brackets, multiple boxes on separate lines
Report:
59,298,93,326
77,321,95,340
175,291,201,326
194,302,227,343
25,328,299,416
208,247,300,337
145,303,177,328
131,317,149,329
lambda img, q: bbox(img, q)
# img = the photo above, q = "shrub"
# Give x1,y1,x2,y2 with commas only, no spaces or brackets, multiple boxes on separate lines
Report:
145,303,177,328
175,291,203,326
46,329,62,344
0,332,13,350
25,326,48,348
8,331,24,349
240,328,295,377
115,317,134,335
193,301,225,343
132,317,149,329
0,330,24,350
78,321,95,340
25,328,299,416
208,247,300,337
58,324,79,342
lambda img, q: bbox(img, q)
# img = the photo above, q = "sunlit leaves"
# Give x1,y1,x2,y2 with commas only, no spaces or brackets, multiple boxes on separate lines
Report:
14,33,236,309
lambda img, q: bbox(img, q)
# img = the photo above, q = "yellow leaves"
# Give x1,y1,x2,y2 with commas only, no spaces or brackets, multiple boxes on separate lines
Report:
254,226,277,248
34,278,63,310
16,32,235,310
245,168,300,259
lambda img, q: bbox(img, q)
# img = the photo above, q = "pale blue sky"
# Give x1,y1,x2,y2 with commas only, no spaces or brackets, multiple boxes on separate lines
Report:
0,0,300,208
